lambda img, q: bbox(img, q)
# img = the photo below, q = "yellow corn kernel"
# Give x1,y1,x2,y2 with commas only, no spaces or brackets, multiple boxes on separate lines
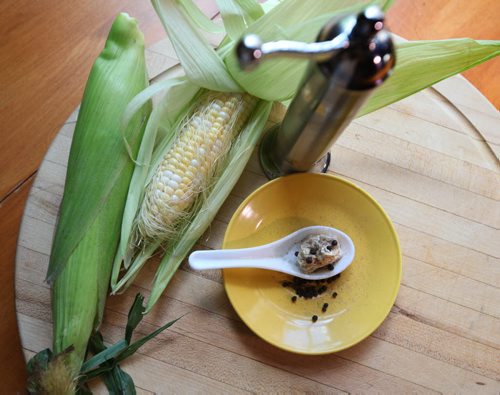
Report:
137,91,255,240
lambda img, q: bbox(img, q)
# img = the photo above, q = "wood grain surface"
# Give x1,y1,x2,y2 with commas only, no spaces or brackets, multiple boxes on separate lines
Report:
1,0,499,391
15,19,500,393
387,0,500,108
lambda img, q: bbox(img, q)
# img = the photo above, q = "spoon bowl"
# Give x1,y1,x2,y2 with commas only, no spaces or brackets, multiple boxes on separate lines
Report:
189,226,355,280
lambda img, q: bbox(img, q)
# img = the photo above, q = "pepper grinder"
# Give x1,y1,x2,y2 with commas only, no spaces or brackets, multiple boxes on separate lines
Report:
237,6,395,179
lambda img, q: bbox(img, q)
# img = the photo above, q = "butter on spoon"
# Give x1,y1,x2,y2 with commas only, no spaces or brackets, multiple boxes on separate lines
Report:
189,226,355,281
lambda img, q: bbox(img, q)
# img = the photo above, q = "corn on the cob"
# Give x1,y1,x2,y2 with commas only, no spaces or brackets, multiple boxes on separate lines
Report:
111,90,259,293
136,91,256,241
28,13,150,393
51,11,149,357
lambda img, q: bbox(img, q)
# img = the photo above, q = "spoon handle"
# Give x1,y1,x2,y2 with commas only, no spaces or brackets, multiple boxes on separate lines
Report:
189,248,278,271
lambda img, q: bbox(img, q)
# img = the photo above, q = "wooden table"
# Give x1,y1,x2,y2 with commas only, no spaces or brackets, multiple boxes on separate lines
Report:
15,10,500,394
2,0,499,391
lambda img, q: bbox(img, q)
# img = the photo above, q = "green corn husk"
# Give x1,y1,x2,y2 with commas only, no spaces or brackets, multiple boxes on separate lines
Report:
30,13,151,391
110,0,273,313
358,38,500,116
224,1,500,104
111,0,499,313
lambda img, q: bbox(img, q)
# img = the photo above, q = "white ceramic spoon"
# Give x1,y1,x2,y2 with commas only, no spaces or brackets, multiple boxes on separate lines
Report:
189,226,355,280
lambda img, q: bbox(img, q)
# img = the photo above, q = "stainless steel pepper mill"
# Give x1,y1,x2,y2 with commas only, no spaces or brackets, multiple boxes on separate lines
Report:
237,6,395,179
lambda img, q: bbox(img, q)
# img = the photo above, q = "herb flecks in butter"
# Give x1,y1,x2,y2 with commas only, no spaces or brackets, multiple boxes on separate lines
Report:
297,234,342,274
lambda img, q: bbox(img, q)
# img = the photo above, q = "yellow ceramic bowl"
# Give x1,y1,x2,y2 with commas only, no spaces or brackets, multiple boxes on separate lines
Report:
223,173,401,354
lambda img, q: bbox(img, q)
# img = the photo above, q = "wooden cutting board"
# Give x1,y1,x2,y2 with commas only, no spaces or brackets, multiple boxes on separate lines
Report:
15,35,500,393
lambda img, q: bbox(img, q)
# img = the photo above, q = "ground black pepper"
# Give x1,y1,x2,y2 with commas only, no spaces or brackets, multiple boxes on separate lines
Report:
332,291,338,298
322,303,329,312
312,315,318,323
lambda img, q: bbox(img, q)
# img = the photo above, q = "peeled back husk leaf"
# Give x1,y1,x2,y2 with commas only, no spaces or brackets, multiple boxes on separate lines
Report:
152,0,241,92
224,2,499,109
111,77,200,288
224,0,393,101
216,0,264,40
358,39,500,116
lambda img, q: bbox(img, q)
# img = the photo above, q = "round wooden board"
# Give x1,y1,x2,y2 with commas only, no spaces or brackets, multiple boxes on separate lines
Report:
15,36,500,394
